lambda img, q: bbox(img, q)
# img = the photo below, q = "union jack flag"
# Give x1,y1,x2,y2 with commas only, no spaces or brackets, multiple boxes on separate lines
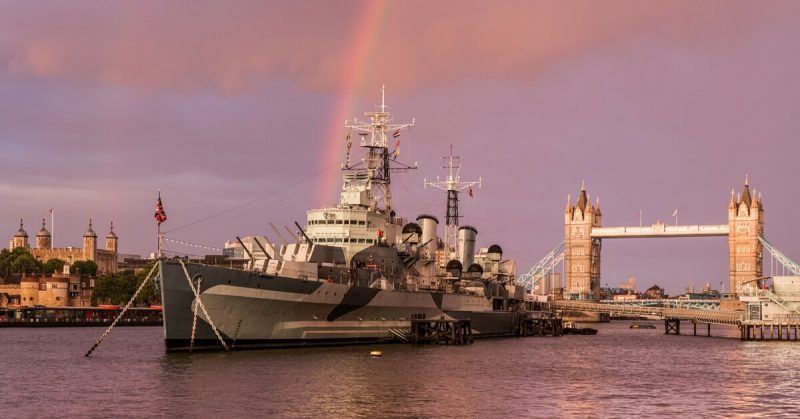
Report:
155,193,167,225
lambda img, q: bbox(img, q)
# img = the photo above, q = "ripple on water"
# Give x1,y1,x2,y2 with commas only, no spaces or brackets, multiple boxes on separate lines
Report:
2,323,800,418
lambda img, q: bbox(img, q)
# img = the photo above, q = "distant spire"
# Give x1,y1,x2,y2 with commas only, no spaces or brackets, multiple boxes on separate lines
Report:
576,182,588,212
729,189,735,209
84,218,97,238
565,194,572,213
745,174,749,186
107,220,118,239
740,177,752,208
15,218,28,237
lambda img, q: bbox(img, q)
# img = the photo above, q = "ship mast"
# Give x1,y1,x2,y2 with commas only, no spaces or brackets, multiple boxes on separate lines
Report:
425,145,481,260
343,85,415,213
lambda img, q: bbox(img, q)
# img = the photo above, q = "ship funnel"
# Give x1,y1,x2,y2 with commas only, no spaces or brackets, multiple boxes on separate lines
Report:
416,214,438,256
487,244,503,262
402,222,422,244
457,225,478,271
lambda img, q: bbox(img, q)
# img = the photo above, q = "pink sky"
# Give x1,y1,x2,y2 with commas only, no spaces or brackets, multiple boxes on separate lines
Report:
1,1,799,294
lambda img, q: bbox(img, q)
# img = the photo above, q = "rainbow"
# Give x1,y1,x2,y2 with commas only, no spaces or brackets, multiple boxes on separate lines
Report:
315,0,389,205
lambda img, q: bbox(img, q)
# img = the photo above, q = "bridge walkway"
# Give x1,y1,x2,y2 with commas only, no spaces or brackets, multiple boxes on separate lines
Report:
548,300,743,326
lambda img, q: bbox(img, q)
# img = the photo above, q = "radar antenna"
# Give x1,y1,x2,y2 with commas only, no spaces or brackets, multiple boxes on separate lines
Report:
343,85,415,213
424,145,481,261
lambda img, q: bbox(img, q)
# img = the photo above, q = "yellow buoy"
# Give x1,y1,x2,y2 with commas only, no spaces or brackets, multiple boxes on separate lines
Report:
370,351,382,357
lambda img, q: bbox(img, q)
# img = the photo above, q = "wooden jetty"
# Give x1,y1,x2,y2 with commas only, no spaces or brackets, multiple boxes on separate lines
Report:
519,311,563,337
410,318,473,345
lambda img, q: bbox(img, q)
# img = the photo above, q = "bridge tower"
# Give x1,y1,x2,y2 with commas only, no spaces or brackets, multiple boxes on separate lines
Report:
564,182,602,299
728,176,764,293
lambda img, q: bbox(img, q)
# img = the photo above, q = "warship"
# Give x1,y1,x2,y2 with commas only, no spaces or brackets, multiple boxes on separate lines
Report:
158,88,527,351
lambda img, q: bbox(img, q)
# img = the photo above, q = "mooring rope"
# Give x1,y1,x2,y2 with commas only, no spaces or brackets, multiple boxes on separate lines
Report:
189,276,202,353
178,259,230,352
85,262,159,357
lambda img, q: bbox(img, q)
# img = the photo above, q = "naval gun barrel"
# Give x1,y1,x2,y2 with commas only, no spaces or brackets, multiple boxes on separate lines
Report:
294,221,314,245
236,236,254,262
252,236,271,260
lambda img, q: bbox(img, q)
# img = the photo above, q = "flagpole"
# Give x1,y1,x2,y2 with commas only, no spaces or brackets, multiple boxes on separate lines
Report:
157,190,162,259
50,208,54,248
157,223,162,259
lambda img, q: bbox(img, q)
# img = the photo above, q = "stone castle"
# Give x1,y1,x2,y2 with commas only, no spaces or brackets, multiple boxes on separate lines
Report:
8,218,119,274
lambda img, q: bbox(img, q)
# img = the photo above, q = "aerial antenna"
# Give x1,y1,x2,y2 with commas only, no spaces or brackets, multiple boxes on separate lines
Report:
343,86,415,213
424,145,481,261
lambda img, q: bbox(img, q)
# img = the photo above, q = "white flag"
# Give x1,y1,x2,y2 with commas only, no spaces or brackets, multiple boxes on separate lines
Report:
672,209,678,217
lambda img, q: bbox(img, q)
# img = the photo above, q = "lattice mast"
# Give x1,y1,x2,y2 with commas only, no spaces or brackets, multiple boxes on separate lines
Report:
425,145,481,260
343,86,415,213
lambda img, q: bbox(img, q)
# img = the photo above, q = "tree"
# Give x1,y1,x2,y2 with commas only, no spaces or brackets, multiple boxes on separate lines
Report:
91,266,160,306
72,260,98,276
43,258,66,274
0,248,37,278
10,252,42,274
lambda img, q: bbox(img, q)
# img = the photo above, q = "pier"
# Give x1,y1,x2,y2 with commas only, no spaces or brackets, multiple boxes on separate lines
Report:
518,311,563,337
410,318,472,345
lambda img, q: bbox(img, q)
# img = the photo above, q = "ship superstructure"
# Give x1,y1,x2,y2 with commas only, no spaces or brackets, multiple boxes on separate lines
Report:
304,86,415,261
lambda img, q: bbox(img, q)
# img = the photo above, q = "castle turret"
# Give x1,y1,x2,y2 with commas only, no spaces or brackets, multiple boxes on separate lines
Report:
36,218,52,250
83,219,97,262
11,219,29,250
564,181,602,300
106,221,118,254
728,176,764,294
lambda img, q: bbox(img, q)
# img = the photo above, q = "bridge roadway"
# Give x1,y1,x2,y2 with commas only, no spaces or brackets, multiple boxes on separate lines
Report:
548,300,742,326
598,298,720,310
591,224,729,239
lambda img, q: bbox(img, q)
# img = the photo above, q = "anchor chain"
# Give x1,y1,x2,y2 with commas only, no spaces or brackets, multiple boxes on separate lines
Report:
85,262,159,357
179,259,230,352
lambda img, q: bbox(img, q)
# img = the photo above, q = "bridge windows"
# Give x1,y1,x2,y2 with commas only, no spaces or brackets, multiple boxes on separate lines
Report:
736,222,750,234
571,226,584,239
571,248,585,256
736,245,752,254
736,263,751,271
572,264,585,273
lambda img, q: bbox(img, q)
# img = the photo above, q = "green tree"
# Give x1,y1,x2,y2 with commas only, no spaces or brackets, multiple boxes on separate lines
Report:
0,248,50,277
10,252,42,274
0,249,12,278
72,260,98,276
91,267,160,306
43,258,66,274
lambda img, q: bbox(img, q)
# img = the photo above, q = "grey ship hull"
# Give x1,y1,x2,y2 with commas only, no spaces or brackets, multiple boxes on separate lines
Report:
159,260,521,351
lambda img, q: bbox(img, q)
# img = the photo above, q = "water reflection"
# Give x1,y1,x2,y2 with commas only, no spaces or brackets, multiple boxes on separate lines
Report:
4,323,800,417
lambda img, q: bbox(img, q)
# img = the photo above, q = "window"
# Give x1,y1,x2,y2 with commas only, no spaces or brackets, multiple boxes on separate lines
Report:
571,226,583,239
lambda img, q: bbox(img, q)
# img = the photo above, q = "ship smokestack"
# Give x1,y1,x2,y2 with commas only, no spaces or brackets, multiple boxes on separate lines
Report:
416,214,439,256
457,225,477,271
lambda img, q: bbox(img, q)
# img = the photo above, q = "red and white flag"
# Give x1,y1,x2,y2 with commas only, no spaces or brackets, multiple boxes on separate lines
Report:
392,129,401,138
155,193,167,225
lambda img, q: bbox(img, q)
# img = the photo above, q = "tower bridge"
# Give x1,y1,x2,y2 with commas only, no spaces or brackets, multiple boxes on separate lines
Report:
519,177,791,300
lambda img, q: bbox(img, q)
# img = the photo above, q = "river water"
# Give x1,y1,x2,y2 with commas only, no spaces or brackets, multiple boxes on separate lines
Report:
2,322,798,418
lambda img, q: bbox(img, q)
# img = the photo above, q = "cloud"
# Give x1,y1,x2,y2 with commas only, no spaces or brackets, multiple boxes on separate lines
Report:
1,1,795,93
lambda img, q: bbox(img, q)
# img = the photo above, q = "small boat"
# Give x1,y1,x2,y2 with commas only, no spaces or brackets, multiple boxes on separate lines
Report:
630,321,656,329
563,321,598,335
